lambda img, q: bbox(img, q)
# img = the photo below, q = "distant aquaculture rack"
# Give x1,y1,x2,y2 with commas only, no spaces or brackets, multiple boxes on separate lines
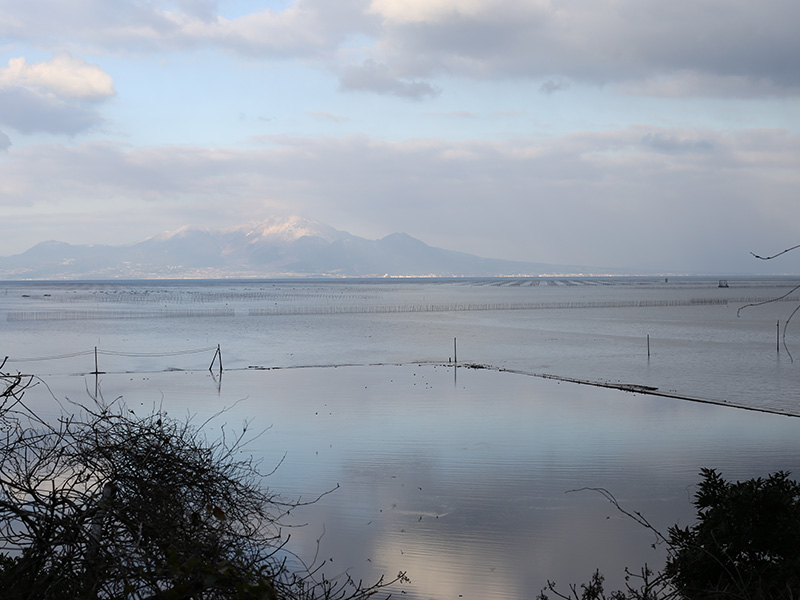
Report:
7,295,794,321
247,297,735,316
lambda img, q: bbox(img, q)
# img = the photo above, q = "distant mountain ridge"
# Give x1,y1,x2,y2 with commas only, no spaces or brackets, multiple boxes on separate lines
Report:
0,216,595,279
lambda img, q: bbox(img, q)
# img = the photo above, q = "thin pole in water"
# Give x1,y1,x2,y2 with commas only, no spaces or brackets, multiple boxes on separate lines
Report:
647,335,650,359
454,337,457,364
778,320,781,354
209,345,223,374
92,346,102,397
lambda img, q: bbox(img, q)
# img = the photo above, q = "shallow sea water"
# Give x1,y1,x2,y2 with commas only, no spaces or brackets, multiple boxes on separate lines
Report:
3,277,800,597
3,276,799,412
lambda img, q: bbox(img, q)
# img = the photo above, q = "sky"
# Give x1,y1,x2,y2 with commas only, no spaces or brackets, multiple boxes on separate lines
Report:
1,0,799,274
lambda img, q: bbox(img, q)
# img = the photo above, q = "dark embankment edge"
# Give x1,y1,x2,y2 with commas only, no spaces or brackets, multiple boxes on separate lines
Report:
248,360,800,419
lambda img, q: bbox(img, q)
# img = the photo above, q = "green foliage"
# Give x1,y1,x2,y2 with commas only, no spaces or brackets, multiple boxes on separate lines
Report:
665,467,800,599
541,469,800,600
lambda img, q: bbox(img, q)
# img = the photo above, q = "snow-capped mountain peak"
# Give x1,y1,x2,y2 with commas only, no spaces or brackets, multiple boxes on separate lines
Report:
240,216,348,244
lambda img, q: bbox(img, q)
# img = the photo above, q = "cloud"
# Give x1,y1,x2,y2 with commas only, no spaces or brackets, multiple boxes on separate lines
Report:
367,0,800,97
1,128,798,272
641,132,714,154
368,0,491,24
0,54,115,99
539,80,569,95
308,111,351,122
0,54,114,135
0,130,10,151
623,71,800,99
0,0,374,58
2,1,796,98
338,60,439,100
0,87,106,135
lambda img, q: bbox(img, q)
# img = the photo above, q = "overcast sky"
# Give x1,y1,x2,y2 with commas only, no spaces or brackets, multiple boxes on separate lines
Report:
1,0,799,274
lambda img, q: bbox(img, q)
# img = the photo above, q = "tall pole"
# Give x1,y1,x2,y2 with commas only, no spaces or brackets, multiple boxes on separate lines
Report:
454,337,457,364
209,345,223,374
93,347,100,398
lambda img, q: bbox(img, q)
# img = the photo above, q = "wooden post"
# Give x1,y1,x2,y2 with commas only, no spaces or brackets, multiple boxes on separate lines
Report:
778,320,781,354
209,345,223,374
92,346,100,374
647,335,650,358
453,337,457,364
92,347,101,397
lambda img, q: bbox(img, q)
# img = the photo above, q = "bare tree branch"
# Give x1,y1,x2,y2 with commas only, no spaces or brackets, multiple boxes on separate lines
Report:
0,369,403,600
751,244,800,260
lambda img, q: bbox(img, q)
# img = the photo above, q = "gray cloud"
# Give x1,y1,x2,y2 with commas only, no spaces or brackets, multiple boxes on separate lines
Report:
641,132,714,154
0,87,106,134
2,1,796,98
1,128,797,272
370,0,800,97
0,130,10,151
0,0,375,58
338,60,439,100
539,80,569,95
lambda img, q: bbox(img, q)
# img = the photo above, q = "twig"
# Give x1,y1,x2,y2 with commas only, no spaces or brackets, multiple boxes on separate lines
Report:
751,243,800,260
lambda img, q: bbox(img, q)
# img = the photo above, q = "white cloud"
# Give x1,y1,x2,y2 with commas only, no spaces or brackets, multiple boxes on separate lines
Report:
368,0,493,23
0,54,115,100
0,54,114,135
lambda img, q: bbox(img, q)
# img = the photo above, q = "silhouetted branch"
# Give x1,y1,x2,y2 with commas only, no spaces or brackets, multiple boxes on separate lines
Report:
567,487,671,550
739,246,800,362
751,243,800,260
0,368,402,600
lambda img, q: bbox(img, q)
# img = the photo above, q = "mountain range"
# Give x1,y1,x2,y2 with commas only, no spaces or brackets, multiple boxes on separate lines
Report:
0,216,598,279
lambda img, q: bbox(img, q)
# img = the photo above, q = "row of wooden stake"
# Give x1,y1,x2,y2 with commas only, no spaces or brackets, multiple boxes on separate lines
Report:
88,345,224,376
646,320,782,359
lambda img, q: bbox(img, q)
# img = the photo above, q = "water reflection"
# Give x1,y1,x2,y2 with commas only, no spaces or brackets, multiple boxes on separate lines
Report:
21,364,800,599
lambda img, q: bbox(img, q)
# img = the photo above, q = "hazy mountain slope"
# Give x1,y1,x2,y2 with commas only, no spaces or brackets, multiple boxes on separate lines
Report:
0,216,592,279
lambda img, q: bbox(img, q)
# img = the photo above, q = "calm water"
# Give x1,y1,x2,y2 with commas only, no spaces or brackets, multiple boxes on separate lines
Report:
3,277,800,597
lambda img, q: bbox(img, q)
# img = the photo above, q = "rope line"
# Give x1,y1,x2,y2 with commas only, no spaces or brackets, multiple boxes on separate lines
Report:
98,347,217,358
6,350,95,362
6,346,217,363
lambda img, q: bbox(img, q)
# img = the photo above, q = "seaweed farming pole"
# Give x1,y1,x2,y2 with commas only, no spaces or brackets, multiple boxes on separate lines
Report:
209,344,223,375
647,335,651,359
91,347,105,375
778,321,781,354
454,337,458,364
91,346,104,398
